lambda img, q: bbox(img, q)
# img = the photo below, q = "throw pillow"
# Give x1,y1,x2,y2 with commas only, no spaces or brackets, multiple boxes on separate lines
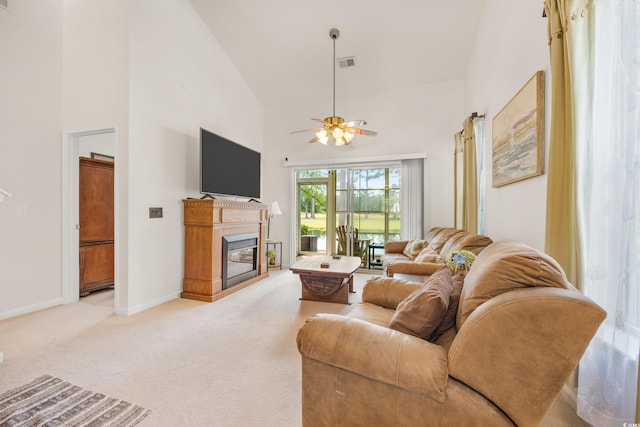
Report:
402,239,428,259
414,247,444,264
388,267,453,340
430,273,465,341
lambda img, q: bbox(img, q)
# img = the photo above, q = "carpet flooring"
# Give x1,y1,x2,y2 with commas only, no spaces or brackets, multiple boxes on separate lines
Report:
0,270,589,426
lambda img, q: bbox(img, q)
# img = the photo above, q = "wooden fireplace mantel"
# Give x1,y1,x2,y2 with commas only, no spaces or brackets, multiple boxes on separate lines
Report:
182,198,269,302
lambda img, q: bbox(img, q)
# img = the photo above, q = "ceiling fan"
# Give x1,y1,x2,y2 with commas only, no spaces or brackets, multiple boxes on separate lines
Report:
290,28,377,146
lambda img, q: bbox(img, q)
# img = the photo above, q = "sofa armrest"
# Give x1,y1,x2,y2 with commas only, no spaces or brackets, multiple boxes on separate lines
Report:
362,277,424,309
384,240,409,254
449,287,606,427
297,313,449,402
387,262,446,277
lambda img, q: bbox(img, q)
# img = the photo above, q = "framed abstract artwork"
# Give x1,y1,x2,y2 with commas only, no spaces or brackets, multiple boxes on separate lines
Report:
492,70,544,187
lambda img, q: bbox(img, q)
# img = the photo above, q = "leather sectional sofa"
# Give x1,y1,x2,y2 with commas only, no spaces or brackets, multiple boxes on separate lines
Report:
381,227,493,279
297,240,605,426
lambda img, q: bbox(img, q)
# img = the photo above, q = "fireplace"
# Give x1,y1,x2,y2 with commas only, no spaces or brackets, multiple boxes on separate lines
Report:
222,233,259,290
182,199,269,302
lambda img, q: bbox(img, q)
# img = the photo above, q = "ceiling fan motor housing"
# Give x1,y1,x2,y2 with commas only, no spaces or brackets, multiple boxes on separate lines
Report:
324,116,344,126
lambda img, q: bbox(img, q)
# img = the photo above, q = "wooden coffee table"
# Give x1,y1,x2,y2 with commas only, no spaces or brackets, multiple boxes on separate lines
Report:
290,256,361,304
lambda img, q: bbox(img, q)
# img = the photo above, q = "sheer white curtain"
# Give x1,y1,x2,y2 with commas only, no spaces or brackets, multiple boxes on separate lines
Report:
576,0,640,424
473,117,485,235
400,158,424,240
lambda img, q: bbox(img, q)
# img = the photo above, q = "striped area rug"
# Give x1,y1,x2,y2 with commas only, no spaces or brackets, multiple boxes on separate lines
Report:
0,374,151,426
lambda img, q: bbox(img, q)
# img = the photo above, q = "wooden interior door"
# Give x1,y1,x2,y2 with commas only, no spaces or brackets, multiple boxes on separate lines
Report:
79,157,114,296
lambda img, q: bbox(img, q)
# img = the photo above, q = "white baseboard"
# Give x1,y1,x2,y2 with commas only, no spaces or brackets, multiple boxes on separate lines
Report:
0,298,62,320
115,292,181,316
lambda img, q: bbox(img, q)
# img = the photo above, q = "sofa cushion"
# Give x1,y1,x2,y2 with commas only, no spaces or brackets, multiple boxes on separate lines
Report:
384,240,410,254
380,253,411,265
441,233,494,258
362,276,424,310
457,241,572,328
414,247,443,263
425,228,464,254
402,239,428,259
346,302,396,327
430,273,464,341
388,268,453,340
424,227,444,242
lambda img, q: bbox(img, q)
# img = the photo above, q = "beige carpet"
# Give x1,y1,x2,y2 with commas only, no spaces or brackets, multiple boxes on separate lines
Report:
0,270,589,426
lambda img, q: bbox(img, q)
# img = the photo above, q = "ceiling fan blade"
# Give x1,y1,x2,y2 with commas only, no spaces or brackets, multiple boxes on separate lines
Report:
345,127,378,136
308,136,320,143
344,120,367,127
290,128,321,134
311,118,328,124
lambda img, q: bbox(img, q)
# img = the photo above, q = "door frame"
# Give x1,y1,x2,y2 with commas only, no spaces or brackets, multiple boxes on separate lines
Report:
61,124,119,309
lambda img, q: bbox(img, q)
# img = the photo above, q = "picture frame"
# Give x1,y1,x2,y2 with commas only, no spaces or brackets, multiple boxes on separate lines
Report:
90,152,114,162
492,70,544,187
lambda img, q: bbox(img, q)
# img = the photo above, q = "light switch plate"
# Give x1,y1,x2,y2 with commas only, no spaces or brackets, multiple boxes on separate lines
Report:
149,207,163,218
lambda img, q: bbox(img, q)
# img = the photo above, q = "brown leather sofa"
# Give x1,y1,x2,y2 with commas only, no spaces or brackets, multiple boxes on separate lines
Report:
297,241,606,426
382,227,493,278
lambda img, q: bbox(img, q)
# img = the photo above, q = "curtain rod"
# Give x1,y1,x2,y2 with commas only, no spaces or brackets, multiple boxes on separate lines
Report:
459,112,486,134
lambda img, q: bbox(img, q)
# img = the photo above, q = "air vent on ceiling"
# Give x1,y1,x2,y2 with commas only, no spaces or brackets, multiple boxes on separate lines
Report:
337,56,356,68
0,0,8,10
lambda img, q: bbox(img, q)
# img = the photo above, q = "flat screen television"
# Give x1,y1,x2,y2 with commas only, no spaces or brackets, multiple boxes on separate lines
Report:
200,127,261,199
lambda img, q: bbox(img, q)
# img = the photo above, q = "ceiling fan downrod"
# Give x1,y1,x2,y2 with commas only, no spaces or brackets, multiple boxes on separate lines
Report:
330,28,339,118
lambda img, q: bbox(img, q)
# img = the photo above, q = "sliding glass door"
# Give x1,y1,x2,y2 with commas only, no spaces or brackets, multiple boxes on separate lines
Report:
296,166,401,264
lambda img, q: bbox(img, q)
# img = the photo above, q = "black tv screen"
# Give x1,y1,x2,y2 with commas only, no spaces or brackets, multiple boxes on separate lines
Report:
200,128,261,199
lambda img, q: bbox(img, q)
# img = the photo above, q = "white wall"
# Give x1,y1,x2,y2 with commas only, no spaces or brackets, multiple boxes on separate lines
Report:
78,132,116,159
465,0,549,250
1,0,262,319
63,0,130,312
0,1,63,318
262,79,465,267
127,0,263,312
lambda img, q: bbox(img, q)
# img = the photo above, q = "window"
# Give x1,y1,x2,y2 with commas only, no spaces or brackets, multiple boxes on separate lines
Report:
296,166,403,256
336,168,400,245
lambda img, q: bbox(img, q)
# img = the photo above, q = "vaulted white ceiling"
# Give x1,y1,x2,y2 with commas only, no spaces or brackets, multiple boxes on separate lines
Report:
189,0,486,106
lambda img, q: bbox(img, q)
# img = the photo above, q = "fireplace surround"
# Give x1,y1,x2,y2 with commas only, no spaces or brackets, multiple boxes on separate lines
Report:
182,199,268,302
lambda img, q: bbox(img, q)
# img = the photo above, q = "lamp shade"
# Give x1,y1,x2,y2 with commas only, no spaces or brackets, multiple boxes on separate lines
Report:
270,201,283,216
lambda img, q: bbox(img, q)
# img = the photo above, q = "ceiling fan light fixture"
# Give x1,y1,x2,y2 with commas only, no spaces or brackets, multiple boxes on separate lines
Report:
316,130,329,144
290,28,377,146
344,132,354,143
